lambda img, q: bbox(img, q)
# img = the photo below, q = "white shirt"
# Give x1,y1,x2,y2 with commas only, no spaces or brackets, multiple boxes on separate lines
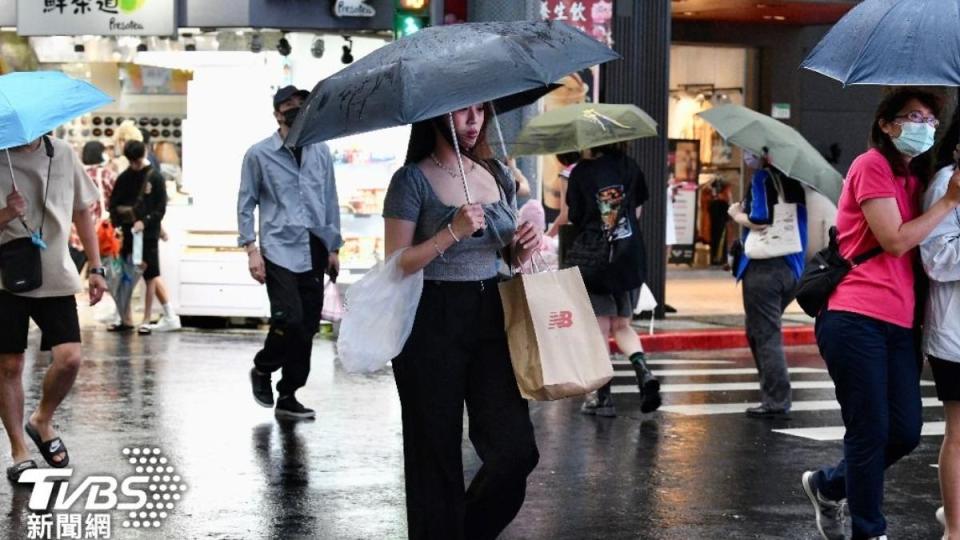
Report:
921,166,960,362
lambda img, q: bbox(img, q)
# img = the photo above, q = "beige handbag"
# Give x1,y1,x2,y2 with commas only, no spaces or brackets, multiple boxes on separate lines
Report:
499,265,613,401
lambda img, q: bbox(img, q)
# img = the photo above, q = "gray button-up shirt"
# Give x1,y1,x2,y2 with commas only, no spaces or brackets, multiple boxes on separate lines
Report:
237,132,342,273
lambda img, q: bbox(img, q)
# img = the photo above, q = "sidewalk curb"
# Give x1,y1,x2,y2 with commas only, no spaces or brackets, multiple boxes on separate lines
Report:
614,325,815,353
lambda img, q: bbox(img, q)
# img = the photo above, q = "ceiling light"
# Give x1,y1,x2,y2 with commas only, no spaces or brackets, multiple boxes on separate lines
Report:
341,36,354,64
774,15,786,21
683,11,694,16
277,36,292,57
311,37,325,59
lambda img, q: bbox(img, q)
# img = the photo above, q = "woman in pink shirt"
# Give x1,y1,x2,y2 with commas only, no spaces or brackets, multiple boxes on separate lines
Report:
800,89,960,540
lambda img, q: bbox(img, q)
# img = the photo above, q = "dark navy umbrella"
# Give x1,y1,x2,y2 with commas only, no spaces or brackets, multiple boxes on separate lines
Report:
802,0,960,86
287,21,619,147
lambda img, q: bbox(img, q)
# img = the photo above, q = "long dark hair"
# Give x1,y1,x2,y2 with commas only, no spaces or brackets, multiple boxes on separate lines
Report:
405,103,496,175
935,105,960,172
870,88,943,185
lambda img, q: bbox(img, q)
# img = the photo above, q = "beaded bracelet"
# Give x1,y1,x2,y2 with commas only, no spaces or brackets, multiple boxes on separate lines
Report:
446,223,460,243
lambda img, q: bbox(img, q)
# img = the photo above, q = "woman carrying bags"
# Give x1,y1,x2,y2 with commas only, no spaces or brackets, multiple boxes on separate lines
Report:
382,103,542,540
801,88,960,540
729,150,807,419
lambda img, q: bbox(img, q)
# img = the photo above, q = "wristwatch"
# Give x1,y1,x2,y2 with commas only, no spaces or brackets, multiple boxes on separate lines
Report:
89,267,106,278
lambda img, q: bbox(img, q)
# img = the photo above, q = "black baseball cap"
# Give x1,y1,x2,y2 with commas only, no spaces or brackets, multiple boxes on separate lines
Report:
273,85,309,110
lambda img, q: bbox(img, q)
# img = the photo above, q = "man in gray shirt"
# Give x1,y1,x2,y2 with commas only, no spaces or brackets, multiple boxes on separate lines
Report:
237,86,342,420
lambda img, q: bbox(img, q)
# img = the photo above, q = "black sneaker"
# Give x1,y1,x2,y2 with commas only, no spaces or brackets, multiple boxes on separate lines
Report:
630,352,662,413
275,396,316,420
746,405,790,419
250,368,274,408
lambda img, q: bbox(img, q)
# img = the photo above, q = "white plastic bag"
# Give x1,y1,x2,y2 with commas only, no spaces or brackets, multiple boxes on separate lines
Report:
337,249,423,373
132,231,144,266
321,280,344,323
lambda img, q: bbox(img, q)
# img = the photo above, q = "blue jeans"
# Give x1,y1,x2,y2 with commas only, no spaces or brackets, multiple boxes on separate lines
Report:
814,311,922,539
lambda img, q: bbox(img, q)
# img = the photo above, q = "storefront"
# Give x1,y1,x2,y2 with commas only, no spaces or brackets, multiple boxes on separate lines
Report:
2,0,404,320
667,44,755,269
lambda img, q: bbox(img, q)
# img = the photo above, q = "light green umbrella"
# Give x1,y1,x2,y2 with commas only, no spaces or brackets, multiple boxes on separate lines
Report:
697,104,842,203
510,103,658,156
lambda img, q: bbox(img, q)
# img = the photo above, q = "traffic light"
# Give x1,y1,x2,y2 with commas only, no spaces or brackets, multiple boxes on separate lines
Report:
395,0,430,38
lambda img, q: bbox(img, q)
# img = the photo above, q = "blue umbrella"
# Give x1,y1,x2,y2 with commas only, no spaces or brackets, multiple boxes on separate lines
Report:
802,0,960,86
0,71,112,150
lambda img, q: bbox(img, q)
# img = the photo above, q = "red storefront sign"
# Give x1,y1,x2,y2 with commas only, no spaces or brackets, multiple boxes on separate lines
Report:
541,0,614,47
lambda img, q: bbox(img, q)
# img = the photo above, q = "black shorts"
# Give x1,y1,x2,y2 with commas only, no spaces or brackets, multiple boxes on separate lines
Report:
0,292,81,354
122,236,160,280
141,239,160,280
930,355,960,402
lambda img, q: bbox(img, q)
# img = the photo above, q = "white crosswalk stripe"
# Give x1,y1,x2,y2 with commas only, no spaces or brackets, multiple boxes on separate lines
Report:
608,356,942,443
613,380,857,394
612,359,735,366
774,422,946,442
661,397,942,416
614,367,827,377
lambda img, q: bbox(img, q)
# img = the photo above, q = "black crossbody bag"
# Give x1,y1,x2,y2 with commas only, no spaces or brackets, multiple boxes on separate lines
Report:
795,226,883,318
0,137,54,293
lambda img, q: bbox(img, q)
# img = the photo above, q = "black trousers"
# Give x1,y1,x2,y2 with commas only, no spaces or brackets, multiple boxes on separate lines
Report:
392,279,540,540
254,238,327,397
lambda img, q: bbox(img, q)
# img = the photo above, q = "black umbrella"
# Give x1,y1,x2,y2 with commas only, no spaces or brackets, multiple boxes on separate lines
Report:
287,21,619,148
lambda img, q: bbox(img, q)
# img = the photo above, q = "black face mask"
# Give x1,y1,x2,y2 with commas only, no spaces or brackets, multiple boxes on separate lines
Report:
282,107,301,127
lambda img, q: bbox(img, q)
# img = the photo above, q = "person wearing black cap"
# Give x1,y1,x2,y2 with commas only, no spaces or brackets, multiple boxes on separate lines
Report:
237,85,341,420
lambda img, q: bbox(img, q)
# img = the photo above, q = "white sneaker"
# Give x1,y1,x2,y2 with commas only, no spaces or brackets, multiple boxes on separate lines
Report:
938,506,947,539
151,315,182,332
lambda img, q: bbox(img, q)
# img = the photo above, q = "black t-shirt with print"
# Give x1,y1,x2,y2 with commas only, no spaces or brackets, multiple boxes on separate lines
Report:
567,151,649,294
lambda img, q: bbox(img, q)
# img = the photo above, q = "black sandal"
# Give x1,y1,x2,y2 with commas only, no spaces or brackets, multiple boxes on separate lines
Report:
107,323,134,333
24,423,69,468
7,459,37,482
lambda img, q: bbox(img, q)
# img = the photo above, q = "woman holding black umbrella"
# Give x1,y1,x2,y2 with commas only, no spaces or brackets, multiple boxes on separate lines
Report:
801,89,960,540
382,103,542,540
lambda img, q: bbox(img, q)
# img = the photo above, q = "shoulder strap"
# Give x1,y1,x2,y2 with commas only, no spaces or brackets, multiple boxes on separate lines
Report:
37,136,54,237
851,246,884,266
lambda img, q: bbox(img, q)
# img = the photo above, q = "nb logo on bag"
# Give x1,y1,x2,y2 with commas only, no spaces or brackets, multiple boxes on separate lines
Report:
548,311,574,330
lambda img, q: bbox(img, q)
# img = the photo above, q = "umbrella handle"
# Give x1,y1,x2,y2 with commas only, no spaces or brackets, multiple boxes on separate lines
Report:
4,149,16,192
447,112,473,205
447,113,484,238
490,102,509,159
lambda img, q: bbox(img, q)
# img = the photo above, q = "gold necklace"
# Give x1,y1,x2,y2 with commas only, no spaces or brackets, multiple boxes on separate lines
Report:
430,153,474,179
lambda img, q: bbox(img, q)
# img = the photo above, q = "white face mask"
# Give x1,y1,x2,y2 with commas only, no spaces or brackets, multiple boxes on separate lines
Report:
892,122,936,158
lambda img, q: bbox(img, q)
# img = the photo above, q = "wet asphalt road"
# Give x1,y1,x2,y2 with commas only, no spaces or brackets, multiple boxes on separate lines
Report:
0,329,946,539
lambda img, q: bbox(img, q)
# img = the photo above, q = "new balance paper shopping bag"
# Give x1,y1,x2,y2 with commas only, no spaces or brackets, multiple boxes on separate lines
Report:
499,267,613,401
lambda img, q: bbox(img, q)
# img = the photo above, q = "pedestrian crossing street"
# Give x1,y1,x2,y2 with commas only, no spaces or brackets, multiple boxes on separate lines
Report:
610,357,942,442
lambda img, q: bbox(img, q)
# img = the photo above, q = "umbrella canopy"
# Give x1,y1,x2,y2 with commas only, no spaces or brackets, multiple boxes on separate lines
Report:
288,21,619,147
697,104,843,204
0,71,112,150
802,0,960,86
510,103,657,156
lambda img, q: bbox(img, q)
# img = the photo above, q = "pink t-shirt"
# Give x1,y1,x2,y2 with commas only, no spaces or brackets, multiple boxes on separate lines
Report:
828,148,921,328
